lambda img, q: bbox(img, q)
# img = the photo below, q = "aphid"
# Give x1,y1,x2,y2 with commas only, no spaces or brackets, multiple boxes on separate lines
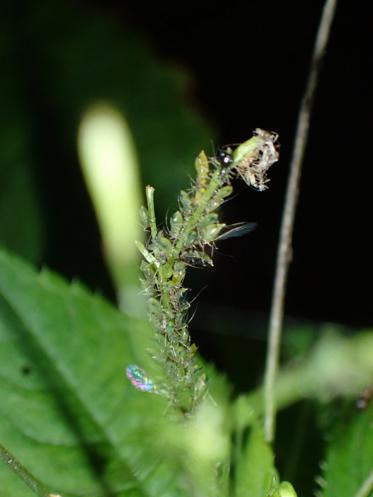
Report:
182,249,213,267
169,210,183,239
356,386,373,410
126,364,155,393
195,150,210,189
208,146,234,179
232,128,279,191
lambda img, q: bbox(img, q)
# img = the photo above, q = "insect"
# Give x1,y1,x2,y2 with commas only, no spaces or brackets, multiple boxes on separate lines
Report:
208,146,234,178
215,147,233,167
232,128,279,191
126,365,155,393
216,222,257,241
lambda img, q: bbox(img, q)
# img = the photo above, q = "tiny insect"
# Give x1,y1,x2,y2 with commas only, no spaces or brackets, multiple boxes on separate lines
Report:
232,128,279,191
216,147,233,167
126,364,155,393
208,146,234,177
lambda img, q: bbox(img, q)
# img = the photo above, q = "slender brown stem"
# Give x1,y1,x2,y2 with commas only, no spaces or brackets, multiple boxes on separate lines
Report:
264,0,339,443
0,442,60,497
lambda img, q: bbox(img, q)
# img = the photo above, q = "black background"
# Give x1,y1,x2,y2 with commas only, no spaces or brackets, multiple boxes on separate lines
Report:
95,0,373,326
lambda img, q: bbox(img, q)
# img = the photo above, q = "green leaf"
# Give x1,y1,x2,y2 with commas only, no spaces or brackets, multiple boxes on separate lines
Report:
319,402,373,497
0,249,184,497
235,420,278,497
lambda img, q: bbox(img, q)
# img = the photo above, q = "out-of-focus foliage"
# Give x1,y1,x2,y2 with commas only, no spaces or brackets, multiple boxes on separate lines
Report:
0,1,212,259
0,161,43,263
0,57,44,263
0,248,276,497
319,402,373,497
0,248,184,497
78,105,144,311
235,421,278,497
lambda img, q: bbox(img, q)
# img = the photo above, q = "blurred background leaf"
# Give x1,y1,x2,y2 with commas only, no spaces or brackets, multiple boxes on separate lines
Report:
0,0,212,291
0,161,43,264
235,421,277,497
0,249,184,497
0,250,235,497
0,56,44,264
318,402,373,497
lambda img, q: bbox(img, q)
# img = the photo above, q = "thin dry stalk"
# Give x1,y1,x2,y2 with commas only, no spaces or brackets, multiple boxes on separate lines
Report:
264,0,339,443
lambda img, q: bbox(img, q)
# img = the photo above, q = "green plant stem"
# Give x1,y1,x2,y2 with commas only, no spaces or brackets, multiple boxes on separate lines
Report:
354,469,373,497
156,168,222,285
175,169,221,255
162,169,221,315
146,185,157,241
144,167,224,408
236,365,308,430
264,0,338,443
0,443,57,497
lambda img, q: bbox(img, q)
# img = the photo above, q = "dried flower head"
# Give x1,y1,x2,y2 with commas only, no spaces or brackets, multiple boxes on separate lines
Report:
232,128,279,191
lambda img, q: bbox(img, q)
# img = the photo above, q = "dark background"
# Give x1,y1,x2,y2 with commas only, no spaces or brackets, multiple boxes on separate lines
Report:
116,1,373,327
122,0,372,327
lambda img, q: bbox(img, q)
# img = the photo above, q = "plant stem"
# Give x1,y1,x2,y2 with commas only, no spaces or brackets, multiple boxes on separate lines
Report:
0,442,58,497
146,185,157,241
354,469,373,497
175,169,221,255
264,0,339,443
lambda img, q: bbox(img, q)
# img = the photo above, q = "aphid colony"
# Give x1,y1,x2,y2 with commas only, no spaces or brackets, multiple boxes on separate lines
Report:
127,129,279,407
